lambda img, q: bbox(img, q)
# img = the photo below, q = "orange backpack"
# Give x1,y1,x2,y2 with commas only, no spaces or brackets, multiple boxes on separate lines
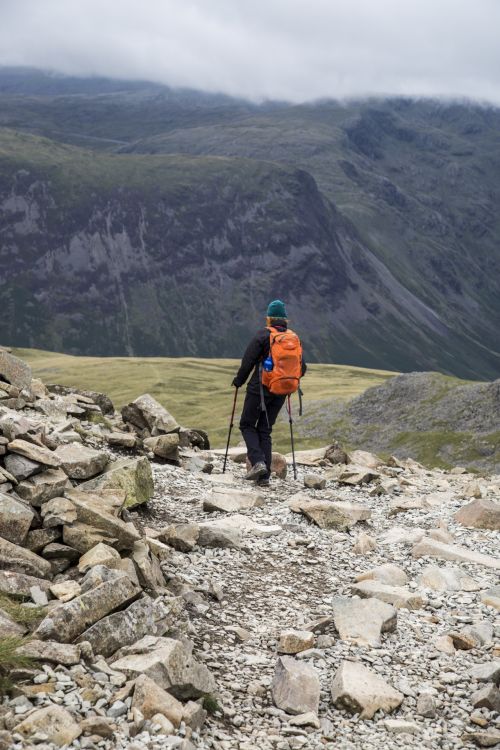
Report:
261,327,303,395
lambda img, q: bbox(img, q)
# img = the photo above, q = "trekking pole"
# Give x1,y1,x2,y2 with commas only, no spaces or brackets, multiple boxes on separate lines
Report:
222,387,239,473
287,394,297,480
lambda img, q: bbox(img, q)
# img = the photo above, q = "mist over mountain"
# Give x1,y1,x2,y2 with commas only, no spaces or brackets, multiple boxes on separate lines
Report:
1,68,499,379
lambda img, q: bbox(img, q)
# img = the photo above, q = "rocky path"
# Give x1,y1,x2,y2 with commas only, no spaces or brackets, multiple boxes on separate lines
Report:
132,454,500,750
1,348,498,750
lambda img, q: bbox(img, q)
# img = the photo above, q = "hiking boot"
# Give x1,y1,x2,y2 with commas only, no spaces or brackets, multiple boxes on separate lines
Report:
244,462,267,481
257,477,270,487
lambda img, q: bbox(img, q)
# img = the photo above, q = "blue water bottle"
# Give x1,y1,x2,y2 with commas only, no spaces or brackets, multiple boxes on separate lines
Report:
263,355,274,372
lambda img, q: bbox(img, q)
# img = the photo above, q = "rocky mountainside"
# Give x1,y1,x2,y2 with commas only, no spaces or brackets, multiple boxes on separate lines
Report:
0,350,499,750
1,69,500,378
296,372,500,473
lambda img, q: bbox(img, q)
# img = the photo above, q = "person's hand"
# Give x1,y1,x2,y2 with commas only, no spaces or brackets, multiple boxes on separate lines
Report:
232,378,240,388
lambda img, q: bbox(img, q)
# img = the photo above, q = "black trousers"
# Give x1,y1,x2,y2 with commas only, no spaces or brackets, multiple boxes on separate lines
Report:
239,389,286,479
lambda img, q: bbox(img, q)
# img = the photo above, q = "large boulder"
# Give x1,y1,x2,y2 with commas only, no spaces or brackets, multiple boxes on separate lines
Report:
160,523,200,552
355,563,408,587
418,565,480,592
143,434,179,461
0,570,52,598
122,394,179,434
0,537,52,578
16,468,71,506
112,636,216,700
132,674,184,725
14,706,81,748
332,597,397,647
0,409,40,441
47,384,114,415
16,640,83,666
455,498,500,531
63,490,141,551
77,542,121,573
4,453,42,481
0,350,31,390
481,586,500,611
287,494,371,530
76,596,182,657
203,487,264,513
0,606,26,638
412,537,500,570
278,630,315,655
55,443,109,480
338,465,380,486
131,540,166,592
197,522,241,549
0,492,34,545
271,656,320,715
41,497,77,527
331,661,403,719
351,580,427,610
7,439,61,468
77,457,154,509
35,574,140,642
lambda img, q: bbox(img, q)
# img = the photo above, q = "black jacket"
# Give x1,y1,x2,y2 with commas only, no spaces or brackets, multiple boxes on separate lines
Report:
233,323,307,394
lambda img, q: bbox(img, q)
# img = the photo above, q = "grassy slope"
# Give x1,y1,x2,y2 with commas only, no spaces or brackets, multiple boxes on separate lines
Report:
0,128,291,204
14,348,396,451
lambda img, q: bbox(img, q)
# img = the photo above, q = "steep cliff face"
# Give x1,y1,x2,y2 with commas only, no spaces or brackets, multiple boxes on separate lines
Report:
1,71,500,378
0,130,459,371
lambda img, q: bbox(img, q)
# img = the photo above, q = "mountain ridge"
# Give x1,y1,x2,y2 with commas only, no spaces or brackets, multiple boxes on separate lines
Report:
1,69,499,379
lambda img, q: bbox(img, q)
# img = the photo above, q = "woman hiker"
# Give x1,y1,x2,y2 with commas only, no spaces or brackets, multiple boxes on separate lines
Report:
232,300,306,486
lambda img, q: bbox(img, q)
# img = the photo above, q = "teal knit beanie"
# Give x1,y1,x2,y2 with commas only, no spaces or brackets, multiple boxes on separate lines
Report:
267,299,287,319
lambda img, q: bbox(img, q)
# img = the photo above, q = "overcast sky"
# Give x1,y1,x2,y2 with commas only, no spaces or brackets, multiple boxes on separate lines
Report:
1,0,499,104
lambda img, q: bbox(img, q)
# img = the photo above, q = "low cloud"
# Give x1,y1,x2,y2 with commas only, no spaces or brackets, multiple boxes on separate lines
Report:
1,0,499,104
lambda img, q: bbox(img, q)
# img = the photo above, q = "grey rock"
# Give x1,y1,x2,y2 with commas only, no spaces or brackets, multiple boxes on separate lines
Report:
271,656,320,715
4,453,42,480
111,635,216,700
143,434,180,460
471,683,500,712
7,439,61,468
160,523,200,552
76,596,182,657
332,596,397,647
122,394,179,434
16,468,71,506
16,640,82,666
14,705,81,747
0,492,34,544
76,456,154,509
0,606,27,637
303,474,326,490
287,494,371,529
351,580,427,610
54,442,109,479
203,487,264,513
331,660,403,719
0,350,31,390
35,573,140,642
0,536,52,578
197,522,241,549
0,569,51,598
412,537,500,570
469,661,500,685
41,496,77,527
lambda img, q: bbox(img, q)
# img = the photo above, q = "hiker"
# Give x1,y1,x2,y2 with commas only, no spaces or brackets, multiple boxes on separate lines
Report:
232,300,306,486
